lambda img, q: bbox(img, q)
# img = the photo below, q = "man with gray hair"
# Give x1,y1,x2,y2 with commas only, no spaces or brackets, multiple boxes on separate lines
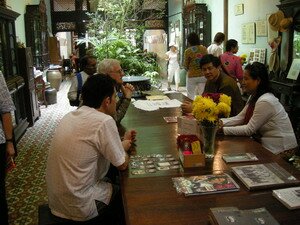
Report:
98,59,134,123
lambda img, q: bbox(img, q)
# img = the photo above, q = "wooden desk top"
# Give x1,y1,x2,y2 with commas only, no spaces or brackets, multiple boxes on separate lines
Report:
119,93,300,225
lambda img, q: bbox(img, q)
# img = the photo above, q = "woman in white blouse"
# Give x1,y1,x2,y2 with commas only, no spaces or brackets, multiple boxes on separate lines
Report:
220,62,298,157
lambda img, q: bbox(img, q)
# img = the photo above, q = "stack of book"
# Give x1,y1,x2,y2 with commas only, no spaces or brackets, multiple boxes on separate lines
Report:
231,163,300,190
172,173,239,196
209,207,280,225
272,187,300,210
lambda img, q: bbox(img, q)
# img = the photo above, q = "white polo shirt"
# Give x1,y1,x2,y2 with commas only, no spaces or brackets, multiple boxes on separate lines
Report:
46,106,126,221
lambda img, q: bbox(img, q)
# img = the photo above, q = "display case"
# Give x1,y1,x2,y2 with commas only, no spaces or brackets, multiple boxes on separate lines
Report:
270,0,300,141
0,6,28,141
25,3,49,70
17,47,40,126
182,3,211,51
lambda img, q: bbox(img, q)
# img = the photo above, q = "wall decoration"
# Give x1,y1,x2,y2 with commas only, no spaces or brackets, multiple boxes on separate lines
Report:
267,14,278,41
287,59,300,80
234,4,244,16
241,22,256,44
249,48,267,64
256,20,267,37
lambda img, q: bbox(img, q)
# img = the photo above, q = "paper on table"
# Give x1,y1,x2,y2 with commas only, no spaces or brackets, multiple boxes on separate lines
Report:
133,99,182,111
146,95,170,101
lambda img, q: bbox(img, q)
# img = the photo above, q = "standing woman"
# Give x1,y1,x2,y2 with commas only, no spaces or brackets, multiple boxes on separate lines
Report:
0,71,16,225
183,32,208,100
207,32,225,57
220,62,298,157
220,39,243,84
165,42,180,91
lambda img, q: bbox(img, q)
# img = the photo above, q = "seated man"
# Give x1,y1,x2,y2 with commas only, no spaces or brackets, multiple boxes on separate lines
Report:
182,54,244,116
46,74,136,223
98,59,134,123
67,55,97,106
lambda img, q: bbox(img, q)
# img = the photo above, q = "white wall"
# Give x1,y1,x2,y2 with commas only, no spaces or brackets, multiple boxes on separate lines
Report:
227,0,280,61
7,0,52,45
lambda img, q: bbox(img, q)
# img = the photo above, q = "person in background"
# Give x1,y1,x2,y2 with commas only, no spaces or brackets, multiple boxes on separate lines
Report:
181,54,244,117
98,59,134,123
220,39,243,84
220,62,298,158
46,74,136,223
67,55,97,106
0,72,16,225
207,32,226,57
165,42,180,91
183,32,208,100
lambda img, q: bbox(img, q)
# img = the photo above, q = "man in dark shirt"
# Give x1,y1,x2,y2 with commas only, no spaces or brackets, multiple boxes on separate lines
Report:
182,54,244,116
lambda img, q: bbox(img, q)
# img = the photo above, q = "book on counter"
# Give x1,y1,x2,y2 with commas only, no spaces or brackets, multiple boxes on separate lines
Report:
231,163,300,190
172,173,240,196
163,116,178,123
222,153,258,163
272,186,300,210
209,207,280,225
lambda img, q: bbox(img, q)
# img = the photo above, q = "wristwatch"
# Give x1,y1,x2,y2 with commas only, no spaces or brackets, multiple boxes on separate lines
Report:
6,139,13,143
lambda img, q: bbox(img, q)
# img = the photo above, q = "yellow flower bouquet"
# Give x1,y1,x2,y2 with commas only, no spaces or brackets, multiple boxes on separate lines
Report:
192,93,231,126
192,93,231,158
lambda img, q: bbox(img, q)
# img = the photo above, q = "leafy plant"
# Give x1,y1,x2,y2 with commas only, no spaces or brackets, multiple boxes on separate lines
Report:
79,0,165,84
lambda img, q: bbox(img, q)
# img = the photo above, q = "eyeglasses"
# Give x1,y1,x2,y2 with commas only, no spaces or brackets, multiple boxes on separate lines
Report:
111,69,124,74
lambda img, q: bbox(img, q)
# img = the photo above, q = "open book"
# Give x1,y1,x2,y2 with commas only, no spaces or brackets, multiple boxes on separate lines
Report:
172,173,239,196
273,187,300,210
209,207,279,225
231,163,300,190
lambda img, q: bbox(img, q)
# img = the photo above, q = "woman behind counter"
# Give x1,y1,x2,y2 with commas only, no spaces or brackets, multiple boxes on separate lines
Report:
220,62,298,157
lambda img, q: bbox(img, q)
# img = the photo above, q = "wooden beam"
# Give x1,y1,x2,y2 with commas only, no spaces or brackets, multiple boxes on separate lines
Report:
224,0,228,41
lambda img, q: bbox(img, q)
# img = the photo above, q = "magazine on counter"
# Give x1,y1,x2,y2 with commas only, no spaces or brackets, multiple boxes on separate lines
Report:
163,116,178,123
209,207,280,225
273,187,300,210
172,173,240,196
222,153,258,163
231,163,300,190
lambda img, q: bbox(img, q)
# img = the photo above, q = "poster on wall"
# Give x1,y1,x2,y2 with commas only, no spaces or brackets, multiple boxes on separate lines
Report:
256,20,267,37
287,59,300,80
241,23,256,44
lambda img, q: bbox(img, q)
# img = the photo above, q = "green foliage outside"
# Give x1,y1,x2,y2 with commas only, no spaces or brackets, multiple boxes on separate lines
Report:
79,0,166,86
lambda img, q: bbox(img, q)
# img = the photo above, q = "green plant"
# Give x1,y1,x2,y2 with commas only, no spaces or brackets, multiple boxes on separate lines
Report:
79,0,165,84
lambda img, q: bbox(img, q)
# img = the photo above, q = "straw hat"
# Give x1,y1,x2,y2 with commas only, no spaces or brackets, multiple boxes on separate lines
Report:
268,10,285,31
279,17,293,32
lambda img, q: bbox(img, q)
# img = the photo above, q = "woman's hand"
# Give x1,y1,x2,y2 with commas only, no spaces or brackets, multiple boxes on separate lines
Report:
181,101,193,114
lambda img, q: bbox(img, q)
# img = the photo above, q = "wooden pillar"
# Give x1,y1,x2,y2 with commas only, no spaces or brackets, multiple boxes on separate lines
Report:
224,0,228,41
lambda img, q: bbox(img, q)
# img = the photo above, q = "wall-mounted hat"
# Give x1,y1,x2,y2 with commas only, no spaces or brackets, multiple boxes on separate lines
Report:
279,17,293,32
268,10,284,31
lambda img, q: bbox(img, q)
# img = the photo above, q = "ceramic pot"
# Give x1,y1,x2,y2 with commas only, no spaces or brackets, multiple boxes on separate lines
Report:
47,70,62,91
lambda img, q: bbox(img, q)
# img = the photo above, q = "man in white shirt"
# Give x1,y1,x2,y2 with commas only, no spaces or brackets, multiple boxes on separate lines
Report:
67,55,97,106
46,74,136,223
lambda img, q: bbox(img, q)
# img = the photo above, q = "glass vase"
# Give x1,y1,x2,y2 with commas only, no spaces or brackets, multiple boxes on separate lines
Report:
200,124,218,159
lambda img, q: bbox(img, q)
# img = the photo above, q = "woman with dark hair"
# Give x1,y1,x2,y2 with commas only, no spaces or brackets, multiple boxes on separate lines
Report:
220,39,243,84
220,62,298,157
207,32,225,57
183,32,208,100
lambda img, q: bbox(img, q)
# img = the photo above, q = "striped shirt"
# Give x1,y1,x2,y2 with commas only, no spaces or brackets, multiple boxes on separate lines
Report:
0,71,16,144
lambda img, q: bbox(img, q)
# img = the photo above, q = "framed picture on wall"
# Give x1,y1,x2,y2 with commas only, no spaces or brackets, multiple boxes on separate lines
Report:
256,20,267,36
241,22,256,44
